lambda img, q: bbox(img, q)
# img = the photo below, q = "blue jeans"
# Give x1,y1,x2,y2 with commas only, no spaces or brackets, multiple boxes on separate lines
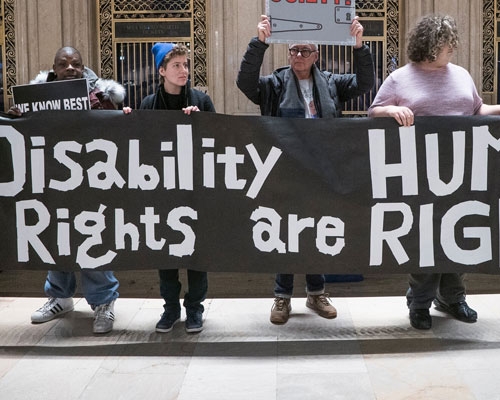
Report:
406,273,466,310
274,274,325,298
44,270,119,307
159,269,207,315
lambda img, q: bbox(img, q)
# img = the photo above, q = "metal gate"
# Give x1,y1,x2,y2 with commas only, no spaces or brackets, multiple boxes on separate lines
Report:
97,0,208,109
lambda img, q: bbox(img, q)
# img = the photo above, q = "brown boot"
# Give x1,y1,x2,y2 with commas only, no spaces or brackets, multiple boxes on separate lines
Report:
270,297,291,324
306,293,337,319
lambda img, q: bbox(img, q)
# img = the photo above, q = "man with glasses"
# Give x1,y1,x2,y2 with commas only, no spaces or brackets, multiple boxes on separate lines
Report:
237,14,374,325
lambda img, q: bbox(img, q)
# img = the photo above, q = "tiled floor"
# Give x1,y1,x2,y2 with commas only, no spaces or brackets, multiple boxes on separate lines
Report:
1,295,500,400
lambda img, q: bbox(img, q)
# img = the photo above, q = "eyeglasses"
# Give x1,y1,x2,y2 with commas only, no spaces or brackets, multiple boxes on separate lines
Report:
288,48,317,58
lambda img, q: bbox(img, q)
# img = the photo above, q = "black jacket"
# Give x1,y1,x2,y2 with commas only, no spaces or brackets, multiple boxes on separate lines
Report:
139,81,215,112
236,37,374,117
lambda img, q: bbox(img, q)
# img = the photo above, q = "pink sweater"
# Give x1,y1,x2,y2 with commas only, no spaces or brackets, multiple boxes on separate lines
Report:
368,62,483,116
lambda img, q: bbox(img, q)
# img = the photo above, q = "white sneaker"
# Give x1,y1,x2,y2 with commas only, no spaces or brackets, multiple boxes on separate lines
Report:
93,300,115,334
31,297,74,323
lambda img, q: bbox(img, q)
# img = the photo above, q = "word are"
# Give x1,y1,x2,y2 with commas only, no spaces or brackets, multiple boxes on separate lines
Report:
16,200,198,269
250,206,345,256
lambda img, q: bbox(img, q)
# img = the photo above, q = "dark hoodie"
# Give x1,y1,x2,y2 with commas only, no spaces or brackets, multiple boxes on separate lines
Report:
139,81,215,112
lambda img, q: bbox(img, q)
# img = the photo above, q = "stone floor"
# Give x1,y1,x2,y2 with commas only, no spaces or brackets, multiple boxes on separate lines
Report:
2,293,500,400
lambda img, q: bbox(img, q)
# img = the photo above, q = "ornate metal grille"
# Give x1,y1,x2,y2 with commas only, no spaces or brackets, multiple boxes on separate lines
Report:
483,0,495,97
98,0,207,109
2,0,14,111
318,0,399,116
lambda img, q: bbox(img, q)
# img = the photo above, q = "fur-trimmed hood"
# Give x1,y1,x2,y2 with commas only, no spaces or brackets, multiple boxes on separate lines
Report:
30,66,126,105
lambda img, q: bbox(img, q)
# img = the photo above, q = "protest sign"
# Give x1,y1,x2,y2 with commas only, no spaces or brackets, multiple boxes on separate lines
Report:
266,0,356,45
1,111,500,275
12,79,90,113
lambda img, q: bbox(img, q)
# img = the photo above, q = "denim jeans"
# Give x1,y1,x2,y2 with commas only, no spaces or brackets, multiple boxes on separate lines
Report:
274,273,325,298
44,270,119,307
159,269,208,315
406,273,466,310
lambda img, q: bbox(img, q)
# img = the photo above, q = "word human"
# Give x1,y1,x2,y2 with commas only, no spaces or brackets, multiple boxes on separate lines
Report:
368,124,500,268
15,96,90,112
0,124,282,199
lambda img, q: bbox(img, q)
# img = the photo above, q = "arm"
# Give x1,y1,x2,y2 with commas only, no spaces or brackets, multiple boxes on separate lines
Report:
367,71,414,126
184,90,216,114
333,45,375,102
351,16,364,50
368,105,415,126
477,103,500,115
236,16,270,105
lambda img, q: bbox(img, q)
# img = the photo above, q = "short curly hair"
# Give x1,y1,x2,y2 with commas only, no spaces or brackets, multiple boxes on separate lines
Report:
407,15,459,63
159,43,190,84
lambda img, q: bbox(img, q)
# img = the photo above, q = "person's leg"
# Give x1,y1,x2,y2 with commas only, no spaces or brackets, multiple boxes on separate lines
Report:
31,271,76,323
184,270,208,313
406,273,440,330
184,270,208,333
80,270,119,307
156,269,182,332
305,274,325,295
270,274,294,324
407,273,440,310
274,274,294,298
434,273,477,322
436,273,466,304
305,274,336,319
159,269,182,313
44,271,77,298
80,270,119,334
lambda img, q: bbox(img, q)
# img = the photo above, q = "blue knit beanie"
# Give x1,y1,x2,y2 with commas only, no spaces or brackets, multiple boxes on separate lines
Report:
152,42,175,71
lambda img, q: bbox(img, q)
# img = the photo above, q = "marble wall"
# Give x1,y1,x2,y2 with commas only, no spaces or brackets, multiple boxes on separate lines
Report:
11,0,488,113
14,0,97,87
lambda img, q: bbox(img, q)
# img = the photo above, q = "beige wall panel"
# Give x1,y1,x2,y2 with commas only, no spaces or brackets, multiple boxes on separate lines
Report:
226,0,263,115
14,0,32,85
208,0,225,113
401,0,483,93
33,0,62,76
463,0,483,91
15,0,95,84
61,0,97,72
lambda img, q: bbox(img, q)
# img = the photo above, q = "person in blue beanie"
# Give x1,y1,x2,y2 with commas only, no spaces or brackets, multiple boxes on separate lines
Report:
128,43,215,334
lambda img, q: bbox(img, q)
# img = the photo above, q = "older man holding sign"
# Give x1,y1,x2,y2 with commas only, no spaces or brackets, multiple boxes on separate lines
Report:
237,1,374,324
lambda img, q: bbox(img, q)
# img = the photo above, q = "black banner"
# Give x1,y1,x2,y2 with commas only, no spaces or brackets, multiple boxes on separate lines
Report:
1,110,500,274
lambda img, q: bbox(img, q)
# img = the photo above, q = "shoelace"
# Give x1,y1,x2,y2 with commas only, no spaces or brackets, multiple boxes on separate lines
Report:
95,304,114,321
316,294,332,306
274,298,287,311
38,298,57,312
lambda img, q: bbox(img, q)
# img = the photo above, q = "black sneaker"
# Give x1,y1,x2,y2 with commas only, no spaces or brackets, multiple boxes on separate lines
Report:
185,311,203,333
155,312,180,333
433,299,477,323
409,309,432,330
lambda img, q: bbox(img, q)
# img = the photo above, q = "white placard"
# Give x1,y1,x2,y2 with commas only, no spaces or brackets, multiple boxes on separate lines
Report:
266,0,356,45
